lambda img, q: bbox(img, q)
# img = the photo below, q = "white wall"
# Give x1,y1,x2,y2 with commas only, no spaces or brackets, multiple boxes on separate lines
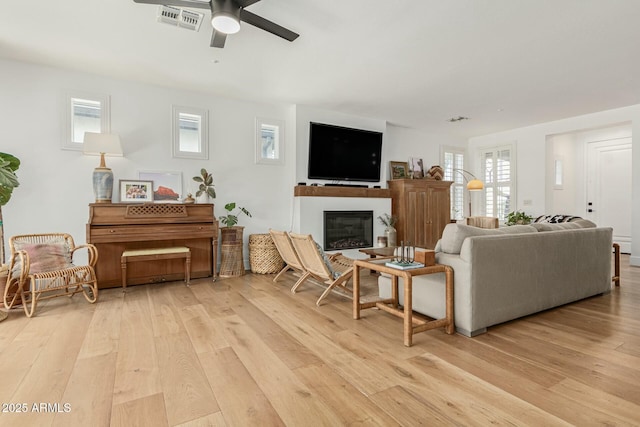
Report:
469,106,640,265
0,58,295,267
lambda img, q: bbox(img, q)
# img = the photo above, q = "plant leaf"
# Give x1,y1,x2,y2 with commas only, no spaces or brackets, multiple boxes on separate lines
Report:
207,187,216,198
225,202,235,212
193,176,203,183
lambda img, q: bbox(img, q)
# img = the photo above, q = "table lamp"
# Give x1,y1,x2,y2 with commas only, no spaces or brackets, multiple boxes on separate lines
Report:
83,132,123,203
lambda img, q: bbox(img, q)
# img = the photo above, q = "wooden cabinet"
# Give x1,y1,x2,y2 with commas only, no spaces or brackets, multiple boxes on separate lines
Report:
388,179,452,249
87,203,218,289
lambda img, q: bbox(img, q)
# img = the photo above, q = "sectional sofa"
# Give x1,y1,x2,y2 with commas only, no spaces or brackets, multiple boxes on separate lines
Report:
378,221,613,336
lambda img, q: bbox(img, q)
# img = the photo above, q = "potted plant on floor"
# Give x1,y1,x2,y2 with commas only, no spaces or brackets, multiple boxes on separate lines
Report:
0,152,20,265
218,203,252,278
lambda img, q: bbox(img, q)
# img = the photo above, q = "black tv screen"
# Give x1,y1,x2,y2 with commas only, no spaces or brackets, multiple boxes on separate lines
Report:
307,122,383,182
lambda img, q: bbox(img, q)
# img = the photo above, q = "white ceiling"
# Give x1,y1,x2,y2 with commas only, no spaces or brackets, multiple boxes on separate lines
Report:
2,0,640,138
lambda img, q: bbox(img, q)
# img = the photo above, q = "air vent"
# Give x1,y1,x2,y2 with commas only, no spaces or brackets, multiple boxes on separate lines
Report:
157,5,204,32
447,116,470,123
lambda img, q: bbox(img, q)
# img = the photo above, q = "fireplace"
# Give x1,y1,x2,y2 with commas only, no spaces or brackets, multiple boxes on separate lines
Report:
323,210,373,250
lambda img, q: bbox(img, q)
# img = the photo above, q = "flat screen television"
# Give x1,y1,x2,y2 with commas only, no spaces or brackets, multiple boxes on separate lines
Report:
307,122,383,182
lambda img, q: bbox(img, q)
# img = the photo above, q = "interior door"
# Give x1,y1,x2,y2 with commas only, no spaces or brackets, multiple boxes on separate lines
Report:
586,138,632,253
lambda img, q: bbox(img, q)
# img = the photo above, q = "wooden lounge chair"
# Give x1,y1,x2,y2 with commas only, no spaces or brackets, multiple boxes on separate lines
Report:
287,232,355,306
4,233,99,317
269,229,309,288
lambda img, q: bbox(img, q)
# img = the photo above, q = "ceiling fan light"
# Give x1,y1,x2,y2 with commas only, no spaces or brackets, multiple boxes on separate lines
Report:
212,13,240,34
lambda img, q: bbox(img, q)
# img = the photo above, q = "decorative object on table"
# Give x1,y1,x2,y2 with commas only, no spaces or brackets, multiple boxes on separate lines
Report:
409,157,424,179
119,180,154,203
183,193,195,204
426,165,444,180
376,236,388,247
505,210,533,226
219,203,252,278
249,233,284,274
193,168,216,203
386,241,424,270
83,132,123,203
389,161,409,180
378,213,398,247
452,168,484,216
0,151,20,265
138,170,182,202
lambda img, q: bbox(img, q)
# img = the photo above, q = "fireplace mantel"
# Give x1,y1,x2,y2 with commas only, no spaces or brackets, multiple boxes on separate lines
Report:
294,185,391,198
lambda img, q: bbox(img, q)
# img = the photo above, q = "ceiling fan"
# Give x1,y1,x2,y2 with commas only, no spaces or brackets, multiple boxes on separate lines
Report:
133,0,299,48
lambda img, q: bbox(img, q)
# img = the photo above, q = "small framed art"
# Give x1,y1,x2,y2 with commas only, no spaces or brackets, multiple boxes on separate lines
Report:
409,157,424,179
119,180,153,203
138,170,183,202
390,161,409,179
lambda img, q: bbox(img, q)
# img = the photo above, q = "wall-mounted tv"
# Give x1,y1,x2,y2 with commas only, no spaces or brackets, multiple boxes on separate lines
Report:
307,122,383,182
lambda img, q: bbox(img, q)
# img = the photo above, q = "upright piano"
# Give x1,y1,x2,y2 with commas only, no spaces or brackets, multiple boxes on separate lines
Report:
87,203,218,289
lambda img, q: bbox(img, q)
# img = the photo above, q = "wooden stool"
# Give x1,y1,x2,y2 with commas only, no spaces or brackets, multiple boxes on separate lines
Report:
121,247,191,291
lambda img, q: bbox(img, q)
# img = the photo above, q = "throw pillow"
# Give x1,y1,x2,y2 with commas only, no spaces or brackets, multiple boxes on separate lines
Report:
12,243,73,275
315,242,340,279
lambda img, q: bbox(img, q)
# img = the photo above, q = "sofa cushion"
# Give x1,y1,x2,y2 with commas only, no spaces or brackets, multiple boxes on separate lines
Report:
440,223,537,254
531,222,582,232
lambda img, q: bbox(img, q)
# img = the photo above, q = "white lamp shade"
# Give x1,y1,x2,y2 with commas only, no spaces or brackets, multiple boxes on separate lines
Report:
83,132,123,156
211,14,240,34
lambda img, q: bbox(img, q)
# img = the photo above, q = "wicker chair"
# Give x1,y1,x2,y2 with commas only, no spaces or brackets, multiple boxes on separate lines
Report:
268,229,310,288
287,232,355,306
465,216,499,229
4,233,99,317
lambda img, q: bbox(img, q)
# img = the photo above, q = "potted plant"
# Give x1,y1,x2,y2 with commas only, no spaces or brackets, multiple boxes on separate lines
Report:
218,202,252,278
505,210,533,226
192,168,216,203
378,213,398,247
0,152,20,265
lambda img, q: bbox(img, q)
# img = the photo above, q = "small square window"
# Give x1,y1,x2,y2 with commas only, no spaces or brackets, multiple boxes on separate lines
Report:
63,92,110,151
256,118,284,165
172,106,208,160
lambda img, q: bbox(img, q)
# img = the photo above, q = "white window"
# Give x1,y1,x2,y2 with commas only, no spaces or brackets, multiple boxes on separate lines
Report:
442,146,466,220
255,117,284,165
63,92,110,150
172,106,209,159
481,144,515,221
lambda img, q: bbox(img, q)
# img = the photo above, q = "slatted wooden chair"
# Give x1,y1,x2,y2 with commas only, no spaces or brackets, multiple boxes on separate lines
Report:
4,233,99,317
268,229,309,288
465,216,499,229
287,232,355,306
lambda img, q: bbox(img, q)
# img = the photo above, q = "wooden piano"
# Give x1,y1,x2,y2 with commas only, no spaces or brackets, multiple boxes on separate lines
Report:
87,203,218,289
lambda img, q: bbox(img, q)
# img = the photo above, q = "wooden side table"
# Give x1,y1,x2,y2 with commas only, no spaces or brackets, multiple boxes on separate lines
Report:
353,258,454,346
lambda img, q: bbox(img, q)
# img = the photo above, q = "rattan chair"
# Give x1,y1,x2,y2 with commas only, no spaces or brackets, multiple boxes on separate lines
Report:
465,216,499,229
287,232,355,306
4,233,99,317
268,229,310,288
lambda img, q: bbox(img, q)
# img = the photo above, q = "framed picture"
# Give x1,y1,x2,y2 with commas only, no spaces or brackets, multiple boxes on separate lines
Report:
409,157,424,179
119,180,153,203
138,170,183,202
390,161,409,179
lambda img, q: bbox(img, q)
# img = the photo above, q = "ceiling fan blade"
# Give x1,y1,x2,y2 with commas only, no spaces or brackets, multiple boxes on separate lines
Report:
236,0,261,7
211,30,227,48
133,0,211,10
240,9,299,42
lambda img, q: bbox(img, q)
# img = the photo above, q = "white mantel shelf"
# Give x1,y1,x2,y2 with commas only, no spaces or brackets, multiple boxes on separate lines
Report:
294,186,391,198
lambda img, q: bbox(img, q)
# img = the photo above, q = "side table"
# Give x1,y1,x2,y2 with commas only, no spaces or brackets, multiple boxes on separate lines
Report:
353,258,454,346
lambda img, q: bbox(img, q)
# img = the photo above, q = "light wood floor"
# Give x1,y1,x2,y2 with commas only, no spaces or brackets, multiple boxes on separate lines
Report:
0,255,639,426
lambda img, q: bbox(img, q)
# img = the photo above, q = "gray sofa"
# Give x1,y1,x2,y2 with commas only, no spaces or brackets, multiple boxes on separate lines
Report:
378,222,613,336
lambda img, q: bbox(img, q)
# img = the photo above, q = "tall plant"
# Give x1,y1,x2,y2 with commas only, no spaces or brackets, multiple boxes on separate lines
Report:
0,152,20,264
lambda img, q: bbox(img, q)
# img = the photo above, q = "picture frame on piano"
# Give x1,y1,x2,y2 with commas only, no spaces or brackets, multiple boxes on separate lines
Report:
119,180,154,203
138,170,183,203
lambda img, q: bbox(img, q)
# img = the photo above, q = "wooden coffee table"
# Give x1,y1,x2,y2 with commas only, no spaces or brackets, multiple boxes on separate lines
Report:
359,246,396,258
352,258,454,346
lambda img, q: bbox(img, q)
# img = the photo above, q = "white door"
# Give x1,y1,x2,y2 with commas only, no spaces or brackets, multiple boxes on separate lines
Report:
586,138,632,253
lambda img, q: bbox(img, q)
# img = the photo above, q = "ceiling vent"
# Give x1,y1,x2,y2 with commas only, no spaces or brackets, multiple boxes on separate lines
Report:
447,116,470,123
157,5,204,32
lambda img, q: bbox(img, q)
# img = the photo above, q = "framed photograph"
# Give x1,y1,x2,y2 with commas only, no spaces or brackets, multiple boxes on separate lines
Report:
390,161,409,179
119,180,153,203
409,157,424,179
138,170,183,202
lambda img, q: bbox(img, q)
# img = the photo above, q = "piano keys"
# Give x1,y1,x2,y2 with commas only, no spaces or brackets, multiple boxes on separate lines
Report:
87,203,218,289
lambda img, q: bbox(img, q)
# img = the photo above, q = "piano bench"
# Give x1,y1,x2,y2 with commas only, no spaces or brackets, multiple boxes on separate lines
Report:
121,246,191,291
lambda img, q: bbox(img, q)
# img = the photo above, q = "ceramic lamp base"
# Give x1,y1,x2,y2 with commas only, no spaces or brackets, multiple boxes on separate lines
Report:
93,166,113,203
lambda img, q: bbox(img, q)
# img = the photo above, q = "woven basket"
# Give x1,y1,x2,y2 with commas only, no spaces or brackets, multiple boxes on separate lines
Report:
219,227,245,278
249,234,284,274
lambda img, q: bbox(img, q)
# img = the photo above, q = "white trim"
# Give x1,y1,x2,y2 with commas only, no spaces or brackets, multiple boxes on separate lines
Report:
62,91,110,151
172,105,209,160
255,117,285,165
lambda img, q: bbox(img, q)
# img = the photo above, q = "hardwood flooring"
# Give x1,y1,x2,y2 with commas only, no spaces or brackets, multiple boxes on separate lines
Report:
0,255,638,426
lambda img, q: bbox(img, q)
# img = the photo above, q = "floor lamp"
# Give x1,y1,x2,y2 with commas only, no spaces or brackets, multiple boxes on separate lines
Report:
452,169,484,217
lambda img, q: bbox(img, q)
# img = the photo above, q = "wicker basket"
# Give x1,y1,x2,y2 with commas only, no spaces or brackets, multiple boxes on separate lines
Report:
249,234,284,274
219,227,245,278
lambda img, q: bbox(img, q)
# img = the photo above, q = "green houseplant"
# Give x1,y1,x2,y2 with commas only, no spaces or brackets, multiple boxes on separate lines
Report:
219,202,252,227
505,210,533,226
192,168,216,202
0,152,20,264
